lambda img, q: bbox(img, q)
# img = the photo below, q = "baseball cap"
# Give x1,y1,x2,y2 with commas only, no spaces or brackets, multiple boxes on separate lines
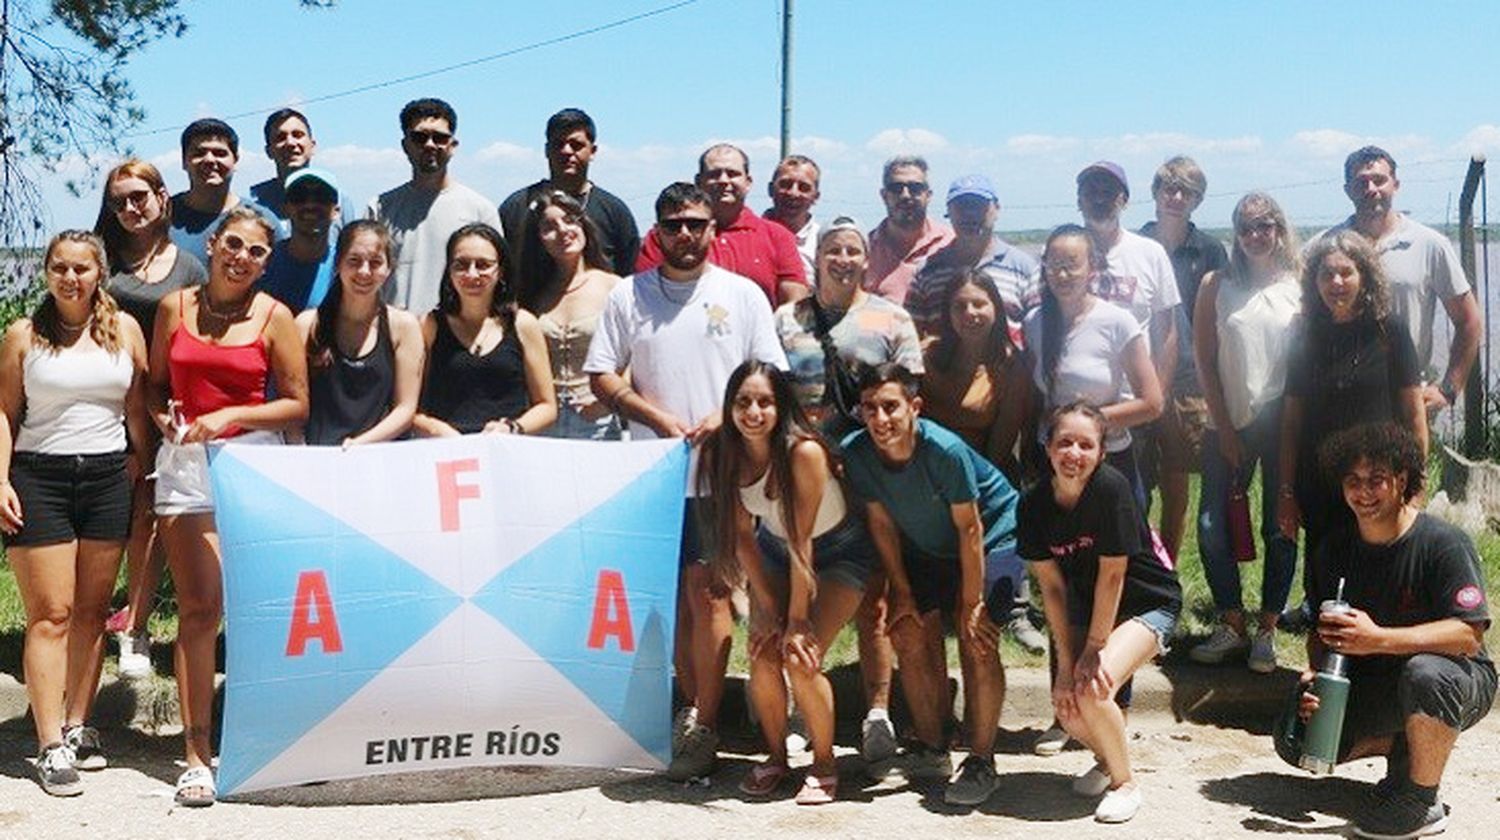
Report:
1076,161,1129,197
284,167,339,199
946,174,998,204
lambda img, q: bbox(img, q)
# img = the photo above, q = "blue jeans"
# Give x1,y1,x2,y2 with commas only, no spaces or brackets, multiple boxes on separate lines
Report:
1196,404,1298,616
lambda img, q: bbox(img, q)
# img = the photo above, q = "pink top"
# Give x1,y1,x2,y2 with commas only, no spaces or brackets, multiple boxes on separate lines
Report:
168,293,277,438
864,218,954,305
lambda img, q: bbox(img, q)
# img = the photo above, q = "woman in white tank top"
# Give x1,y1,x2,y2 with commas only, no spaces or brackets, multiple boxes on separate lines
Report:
0,230,150,796
1189,193,1302,671
697,361,874,804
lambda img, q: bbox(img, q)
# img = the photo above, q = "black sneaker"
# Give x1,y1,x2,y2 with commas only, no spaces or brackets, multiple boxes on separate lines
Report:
63,725,107,771
36,743,82,797
1278,601,1312,634
1353,790,1448,839
944,754,998,806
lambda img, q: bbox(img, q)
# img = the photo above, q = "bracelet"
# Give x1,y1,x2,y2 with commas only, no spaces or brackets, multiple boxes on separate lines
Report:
504,418,525,435
1439,380,1458,405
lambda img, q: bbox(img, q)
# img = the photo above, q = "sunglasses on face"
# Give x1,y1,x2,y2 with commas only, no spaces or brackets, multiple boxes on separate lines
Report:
407,130,453,146
1237,220,1279,237
287,188,338,205
658,218,711,235
109,189,155,212
220,233,271,261
884,182,929,196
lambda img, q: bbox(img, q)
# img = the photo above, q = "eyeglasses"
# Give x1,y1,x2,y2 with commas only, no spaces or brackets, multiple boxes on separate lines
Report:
1236,220,1279,237
449,257,499,275
109,190,155,212
1041,260,1090,277
658,218,711,235
884,181,929,196
406,129,454,147
219,233,271,261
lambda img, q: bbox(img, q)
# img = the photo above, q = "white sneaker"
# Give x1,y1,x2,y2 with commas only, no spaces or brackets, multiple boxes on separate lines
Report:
117,630,153,680
1071,764,1111,797
1189,625,1248,665
1248,630,1277,674
1094,782,1142,823
1034,723,1070,756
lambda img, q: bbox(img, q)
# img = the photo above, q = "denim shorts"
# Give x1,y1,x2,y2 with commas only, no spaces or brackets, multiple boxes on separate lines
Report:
754,515,875,593
1128,606,1179,657
3,451,130,546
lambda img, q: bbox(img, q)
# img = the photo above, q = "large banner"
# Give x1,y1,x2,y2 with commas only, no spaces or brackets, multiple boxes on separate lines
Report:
207,435,688,796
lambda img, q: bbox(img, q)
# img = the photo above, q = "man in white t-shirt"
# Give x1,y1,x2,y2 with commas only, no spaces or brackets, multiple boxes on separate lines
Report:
585,182,787,782
763,154,821,280
366,98,502,313
1316,146,1481,415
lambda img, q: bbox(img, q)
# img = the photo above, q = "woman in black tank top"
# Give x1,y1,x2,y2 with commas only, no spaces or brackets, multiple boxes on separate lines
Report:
296,220,425,446
413,223,557,437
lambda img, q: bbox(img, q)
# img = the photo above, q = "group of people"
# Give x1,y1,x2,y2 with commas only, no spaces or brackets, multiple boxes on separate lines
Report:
0,99,1490,837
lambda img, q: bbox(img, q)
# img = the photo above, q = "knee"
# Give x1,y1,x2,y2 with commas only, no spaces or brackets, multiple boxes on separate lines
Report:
28,602,72,636
175,594,222,632
1397,655,1469,729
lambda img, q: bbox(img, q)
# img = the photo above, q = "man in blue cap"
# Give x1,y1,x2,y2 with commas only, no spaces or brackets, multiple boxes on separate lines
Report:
904,174,1039,343
257,167,341,310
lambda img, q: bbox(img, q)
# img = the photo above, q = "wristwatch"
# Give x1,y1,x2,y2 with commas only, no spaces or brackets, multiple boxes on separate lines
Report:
1439,380,1458,406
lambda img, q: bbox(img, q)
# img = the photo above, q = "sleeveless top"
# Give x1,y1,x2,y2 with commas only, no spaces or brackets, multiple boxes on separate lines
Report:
920,359,1006,452
15,342,133,455
1214,272,1300,430
168,291,274,439
539,309,605,415
419,315,529,434
739,462,848,542
306,307,396,446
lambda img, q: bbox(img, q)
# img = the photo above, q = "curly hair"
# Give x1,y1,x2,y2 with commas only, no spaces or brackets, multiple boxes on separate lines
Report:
1301,229,1389,324
1317,422,1425,503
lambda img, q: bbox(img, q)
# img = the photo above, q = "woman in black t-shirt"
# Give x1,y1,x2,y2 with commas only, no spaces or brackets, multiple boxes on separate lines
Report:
1277,230,1427,576
1017,403,1182,824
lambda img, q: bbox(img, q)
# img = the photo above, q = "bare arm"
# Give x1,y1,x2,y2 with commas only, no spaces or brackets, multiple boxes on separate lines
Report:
1430,291,1482,412
147,293,180,437
500,310,558,435
1318,611,1484,660
784,441,829,623
119,315,155,475
778,281,809,304
1397,384,1430,462
1150,307,1178,394
588,370,689,438
1102,333,1164,430
985,358,1030,477
348,308,424,445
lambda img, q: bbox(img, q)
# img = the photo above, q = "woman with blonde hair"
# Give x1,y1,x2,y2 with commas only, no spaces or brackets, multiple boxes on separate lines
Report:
1,231,151,795
93,158,207,679
1189,192,1303,672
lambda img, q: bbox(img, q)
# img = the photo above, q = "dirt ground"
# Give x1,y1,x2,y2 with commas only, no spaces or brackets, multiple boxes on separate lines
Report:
1,666,1497,839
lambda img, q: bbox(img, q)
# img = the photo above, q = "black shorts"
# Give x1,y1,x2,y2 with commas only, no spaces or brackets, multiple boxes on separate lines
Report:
678,497,708,569
3,451,131,547
904,540,1019,621
1339,654,1497,760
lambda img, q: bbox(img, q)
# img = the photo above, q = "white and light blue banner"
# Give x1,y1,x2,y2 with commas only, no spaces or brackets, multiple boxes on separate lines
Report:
207,435,688,796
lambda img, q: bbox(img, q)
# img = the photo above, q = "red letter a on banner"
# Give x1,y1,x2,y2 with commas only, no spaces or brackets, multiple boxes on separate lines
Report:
286,570,344,656
586,570,635,652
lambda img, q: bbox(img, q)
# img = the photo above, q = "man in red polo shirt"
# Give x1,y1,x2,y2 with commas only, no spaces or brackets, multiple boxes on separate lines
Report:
638,144,808,306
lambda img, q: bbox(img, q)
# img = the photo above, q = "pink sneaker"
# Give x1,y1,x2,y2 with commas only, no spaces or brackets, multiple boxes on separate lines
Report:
104,608,131,634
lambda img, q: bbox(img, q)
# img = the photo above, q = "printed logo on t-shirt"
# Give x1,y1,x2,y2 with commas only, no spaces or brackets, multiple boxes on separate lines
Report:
1092,272,1139,306
1049,535,1095,559
704,303,731,337
1455,584,1484,610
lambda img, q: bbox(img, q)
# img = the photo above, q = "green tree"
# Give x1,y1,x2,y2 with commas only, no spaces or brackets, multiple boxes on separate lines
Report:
0,0,330,290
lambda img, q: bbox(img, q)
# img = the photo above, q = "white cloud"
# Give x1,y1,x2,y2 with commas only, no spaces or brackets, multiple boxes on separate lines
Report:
1287,129,1432,160
315,144,407,169
1005,134,1081,155
1453,124,1500,157
865,128,949,155
474,141,539,163
1105,132,1262,156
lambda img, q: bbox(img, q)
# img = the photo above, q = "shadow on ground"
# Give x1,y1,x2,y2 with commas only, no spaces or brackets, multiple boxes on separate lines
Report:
1200,771,1372,835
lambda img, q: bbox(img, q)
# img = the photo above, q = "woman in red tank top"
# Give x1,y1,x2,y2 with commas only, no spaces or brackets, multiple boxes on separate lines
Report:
146,207,308,806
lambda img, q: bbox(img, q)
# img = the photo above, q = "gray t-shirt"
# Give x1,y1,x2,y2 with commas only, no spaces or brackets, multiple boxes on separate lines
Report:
366,181,502,313
105,248,207,344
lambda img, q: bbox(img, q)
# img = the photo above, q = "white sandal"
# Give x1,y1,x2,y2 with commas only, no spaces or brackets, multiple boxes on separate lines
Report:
175,766,216,807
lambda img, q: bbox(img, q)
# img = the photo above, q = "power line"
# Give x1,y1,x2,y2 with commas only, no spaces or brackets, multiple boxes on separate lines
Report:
117,0,704,143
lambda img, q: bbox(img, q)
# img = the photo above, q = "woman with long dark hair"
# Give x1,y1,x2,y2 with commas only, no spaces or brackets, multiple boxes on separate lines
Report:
1017,403,1181,824
698,361,873,804
1,231,150,795
412,223,557,437
1189,192,1302,671
148,207,308,806
296,220,423,446
1277,230,1426,607
93,158,207,679
516,191,620,439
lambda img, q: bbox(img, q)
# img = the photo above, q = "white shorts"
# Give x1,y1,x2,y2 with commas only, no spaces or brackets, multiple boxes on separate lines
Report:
154,431,281,515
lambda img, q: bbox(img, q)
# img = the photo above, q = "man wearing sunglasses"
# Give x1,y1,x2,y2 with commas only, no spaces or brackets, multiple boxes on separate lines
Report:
257,168,341,311
865,156,954,304
587,182,788,782
366,97,501,313
637,144,808,307
169,118,279,266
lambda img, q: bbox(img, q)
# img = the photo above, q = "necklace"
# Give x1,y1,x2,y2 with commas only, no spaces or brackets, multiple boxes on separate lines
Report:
125,237,166,281
199,287,252,321
58,316,93,335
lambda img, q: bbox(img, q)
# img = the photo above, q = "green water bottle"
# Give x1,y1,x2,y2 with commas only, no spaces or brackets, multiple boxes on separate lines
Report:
1299,593,1353,775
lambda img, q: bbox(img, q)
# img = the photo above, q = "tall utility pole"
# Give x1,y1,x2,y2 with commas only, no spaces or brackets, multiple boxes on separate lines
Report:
1459,155,1487,457
779,0,793,160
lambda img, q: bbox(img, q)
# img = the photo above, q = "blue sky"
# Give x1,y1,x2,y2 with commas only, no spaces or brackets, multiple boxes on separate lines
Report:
31,0,1500,235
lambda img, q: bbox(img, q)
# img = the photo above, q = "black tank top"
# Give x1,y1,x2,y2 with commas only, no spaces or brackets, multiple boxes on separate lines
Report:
306,306,397,446
420,314,529,434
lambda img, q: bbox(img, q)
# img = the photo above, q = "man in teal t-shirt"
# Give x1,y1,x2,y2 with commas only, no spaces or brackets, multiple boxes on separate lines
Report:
841,362,1020,807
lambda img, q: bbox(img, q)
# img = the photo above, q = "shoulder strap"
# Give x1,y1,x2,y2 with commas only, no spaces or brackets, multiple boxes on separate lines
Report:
258,298,281,336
